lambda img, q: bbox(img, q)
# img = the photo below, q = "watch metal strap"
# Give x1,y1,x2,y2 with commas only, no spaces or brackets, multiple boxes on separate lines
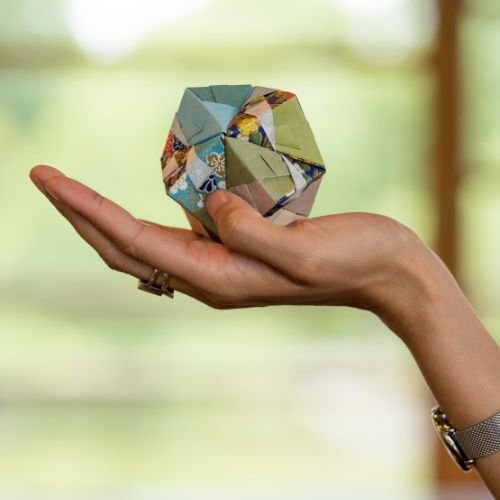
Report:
454,412,500,460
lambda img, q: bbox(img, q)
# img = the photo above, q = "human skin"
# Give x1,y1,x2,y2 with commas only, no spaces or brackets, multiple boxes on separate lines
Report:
30,165,500,496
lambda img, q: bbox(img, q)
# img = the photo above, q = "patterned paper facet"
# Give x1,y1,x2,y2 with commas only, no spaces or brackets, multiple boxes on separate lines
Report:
161,85,326,237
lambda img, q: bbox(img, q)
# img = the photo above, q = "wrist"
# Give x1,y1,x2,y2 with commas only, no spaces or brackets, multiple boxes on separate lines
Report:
366,232,460,346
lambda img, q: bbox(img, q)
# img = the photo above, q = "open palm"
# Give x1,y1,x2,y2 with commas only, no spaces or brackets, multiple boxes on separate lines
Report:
30,165,417,311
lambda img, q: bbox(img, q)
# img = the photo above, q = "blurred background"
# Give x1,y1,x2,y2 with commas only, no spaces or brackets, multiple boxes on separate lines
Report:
0,0,499,498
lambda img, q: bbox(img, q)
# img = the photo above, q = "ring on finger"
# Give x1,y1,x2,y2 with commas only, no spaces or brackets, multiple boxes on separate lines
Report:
137,268,175,299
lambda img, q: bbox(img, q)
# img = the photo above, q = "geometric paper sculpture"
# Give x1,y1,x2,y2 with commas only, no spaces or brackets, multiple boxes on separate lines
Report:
161,85,326,238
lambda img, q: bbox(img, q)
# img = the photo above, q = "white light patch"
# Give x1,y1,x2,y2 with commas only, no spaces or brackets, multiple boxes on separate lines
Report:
65,0,211,63
328,0,407,18
327,0,437,65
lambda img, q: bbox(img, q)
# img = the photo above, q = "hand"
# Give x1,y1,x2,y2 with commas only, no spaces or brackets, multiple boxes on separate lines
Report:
29,165,426,316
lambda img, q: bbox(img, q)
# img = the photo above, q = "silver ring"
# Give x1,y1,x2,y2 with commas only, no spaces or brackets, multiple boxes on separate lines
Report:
137,268,175,298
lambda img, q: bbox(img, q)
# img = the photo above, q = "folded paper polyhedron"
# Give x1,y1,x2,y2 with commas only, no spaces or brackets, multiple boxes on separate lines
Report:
161,85,326,237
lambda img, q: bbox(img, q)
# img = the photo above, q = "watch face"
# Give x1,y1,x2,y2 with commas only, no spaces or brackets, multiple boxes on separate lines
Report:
439,429,474,471
431,407,474,472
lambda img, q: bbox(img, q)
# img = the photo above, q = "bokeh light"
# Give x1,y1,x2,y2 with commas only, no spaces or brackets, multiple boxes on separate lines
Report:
65,0,212,63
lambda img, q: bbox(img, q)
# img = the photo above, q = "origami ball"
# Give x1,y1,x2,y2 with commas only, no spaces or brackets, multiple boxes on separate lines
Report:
161,85,326,237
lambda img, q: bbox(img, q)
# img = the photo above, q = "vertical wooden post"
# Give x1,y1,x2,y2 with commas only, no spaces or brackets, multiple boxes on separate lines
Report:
433,0,481,492
434,0,461,276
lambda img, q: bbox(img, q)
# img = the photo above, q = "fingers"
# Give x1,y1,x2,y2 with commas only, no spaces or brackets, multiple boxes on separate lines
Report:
29,166,195,295
40,172,208,285
30,166,152,280
206,190,296,274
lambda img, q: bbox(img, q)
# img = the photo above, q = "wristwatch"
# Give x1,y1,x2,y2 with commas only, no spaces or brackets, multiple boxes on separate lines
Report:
431,406,500,471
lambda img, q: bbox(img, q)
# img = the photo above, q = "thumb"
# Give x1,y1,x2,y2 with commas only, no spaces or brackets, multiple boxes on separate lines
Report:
206,190,292,263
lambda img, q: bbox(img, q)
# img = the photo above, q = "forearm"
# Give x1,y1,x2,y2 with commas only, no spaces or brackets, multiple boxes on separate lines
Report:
375,242,500,495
